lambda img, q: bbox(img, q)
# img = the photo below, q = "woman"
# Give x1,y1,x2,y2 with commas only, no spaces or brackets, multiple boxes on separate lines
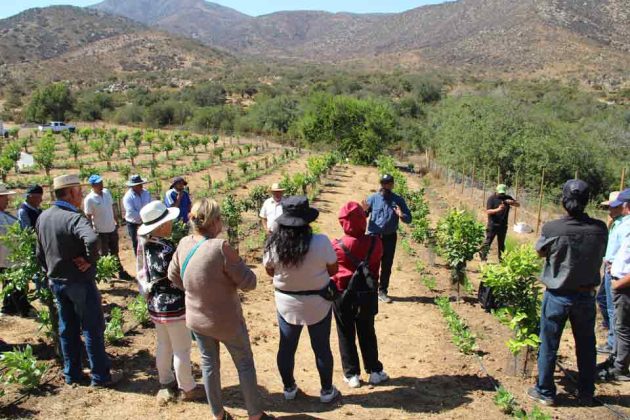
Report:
331,201,388,389
136,201,204,402
263,196,340,403
168,198,272,420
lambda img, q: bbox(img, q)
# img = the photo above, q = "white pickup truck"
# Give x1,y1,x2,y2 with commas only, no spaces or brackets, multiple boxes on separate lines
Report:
38,121,76,133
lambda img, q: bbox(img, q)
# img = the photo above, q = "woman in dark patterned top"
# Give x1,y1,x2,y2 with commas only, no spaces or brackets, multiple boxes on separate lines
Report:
136,201,204,402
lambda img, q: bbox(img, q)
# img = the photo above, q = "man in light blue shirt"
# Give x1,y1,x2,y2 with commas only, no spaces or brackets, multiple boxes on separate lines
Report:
122,175,151,255
363,174,411,303
597,191,627,354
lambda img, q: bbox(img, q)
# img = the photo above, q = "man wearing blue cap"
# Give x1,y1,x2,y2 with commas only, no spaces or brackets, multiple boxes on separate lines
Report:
17,185,43,229
599,188,630,382
164,176,191,224
84,175,132,280
363,174,412,304
528,180,607,407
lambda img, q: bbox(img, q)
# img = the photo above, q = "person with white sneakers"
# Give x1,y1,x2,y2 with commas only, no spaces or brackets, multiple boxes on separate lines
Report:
332,201,389,389
136,200,204,403
263,196,340,404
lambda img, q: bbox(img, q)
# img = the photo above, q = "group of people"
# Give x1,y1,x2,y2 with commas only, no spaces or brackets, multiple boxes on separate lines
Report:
6,165,627,414
4,170,411,419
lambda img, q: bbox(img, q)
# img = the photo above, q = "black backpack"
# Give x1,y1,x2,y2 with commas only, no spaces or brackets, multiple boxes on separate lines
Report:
477,281,499,312
336,237,379,319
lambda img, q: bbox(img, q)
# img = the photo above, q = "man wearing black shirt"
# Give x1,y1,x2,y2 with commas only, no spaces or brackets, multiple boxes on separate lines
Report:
480,184,519,262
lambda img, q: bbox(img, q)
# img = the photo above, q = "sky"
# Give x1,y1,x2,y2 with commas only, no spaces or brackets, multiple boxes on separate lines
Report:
0,0,446,19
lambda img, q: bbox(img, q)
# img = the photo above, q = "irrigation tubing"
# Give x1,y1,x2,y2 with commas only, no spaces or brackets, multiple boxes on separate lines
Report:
555,361,629,420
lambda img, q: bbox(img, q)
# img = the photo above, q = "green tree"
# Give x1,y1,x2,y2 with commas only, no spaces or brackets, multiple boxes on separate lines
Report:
25,83,75,123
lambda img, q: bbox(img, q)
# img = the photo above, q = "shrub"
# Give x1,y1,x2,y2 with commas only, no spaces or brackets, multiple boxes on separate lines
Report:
96,255,120,283
128,295,150,326
105,307,125,344
0,345,48,391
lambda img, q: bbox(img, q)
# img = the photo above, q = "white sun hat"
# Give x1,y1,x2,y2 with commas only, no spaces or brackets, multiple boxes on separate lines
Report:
0,184,16,195
137,200,180,236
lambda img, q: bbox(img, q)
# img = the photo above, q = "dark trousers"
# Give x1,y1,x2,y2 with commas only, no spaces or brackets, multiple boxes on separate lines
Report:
596,275,609,329
481,225,507,261
51,280,111,385
333,300,383,377
126,223,140,256
379,233,397,294
277,310,333,391
536,290,596,398
612,287,630,373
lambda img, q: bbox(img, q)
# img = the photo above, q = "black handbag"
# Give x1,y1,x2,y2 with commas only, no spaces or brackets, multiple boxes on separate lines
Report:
337,237,379,318
477,281,499,312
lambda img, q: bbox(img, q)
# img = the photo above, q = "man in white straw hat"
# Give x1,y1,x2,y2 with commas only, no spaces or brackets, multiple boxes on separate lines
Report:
36,174,121,387
0,183,29,317
122,174,152,255
259,182,284,234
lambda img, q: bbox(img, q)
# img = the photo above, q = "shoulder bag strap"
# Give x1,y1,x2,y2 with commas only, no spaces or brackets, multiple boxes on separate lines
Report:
180,238,209,278
336,239,361,270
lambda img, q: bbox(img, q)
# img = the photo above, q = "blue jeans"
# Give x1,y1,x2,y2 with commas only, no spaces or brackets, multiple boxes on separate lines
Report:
277,310,333,392
536,290,596,398
603,271,616,349
596,274,609,328
193,328,262,417
51,280,111,385
126,222,140,256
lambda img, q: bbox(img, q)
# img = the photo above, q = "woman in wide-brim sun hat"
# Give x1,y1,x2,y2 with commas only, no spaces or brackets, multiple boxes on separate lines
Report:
263,196,341,404
136,200,205,403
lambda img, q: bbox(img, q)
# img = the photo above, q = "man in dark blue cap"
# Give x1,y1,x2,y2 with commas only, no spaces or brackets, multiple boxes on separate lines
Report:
164,176,191,224
17,184,43,229
599,188,630,382
84,175,132,280
363,174,412,304
528,179,607,407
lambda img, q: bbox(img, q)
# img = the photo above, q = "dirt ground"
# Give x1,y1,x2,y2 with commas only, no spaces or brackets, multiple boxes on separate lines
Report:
1,162,629,419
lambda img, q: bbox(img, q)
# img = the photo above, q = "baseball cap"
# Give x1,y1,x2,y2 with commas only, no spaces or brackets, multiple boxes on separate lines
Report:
380,174,394,183
26,185,43,195
609,188,630,208
496,184,507,194
88,175,103,185
562,179,590,204
170,176,187,189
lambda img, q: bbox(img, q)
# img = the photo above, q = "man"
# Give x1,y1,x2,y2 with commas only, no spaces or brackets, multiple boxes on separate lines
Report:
259,183,284,233
364,174,412,304
17,185,43,229
599,188,630,382
84,175,132,280
528,179,607,407
36,174,121,387
164,176,191,224
122,175,151,255
596,191,623,354
481,184,520,262
0,183,30,316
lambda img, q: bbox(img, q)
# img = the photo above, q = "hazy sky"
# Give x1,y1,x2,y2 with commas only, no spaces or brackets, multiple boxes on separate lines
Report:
0,0,446,19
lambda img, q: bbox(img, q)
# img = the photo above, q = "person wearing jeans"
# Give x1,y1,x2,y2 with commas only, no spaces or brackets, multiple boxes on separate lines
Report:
331,201,388,388
122,175,151,255
528,179,607,407
36,174,119,387
136,201,203,402
599,188,630,382
363,174,411,304
169,199,271,420
263,196,340,403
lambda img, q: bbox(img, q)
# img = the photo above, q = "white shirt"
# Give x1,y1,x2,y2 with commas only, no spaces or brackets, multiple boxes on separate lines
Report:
84,189,116,233
259,197,283,231
263,234,337,325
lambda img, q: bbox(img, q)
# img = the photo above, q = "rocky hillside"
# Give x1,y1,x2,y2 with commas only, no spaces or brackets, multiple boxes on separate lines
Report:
93,0,630,82
0,6,232,86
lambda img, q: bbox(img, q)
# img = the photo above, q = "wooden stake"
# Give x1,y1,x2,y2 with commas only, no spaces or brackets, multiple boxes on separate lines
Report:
536,168,546,235
575,169,579,180
461,165,467,193
470,163,476,197
497,166,501,185
482,169,487,208
620,168,626,191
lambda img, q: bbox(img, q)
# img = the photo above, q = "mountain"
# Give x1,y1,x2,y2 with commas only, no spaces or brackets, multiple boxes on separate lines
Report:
0,6,232,86
92,0,630,82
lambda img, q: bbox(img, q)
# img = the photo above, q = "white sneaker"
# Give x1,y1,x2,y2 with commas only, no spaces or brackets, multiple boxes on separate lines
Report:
320,386,340,403
343,375,361,389
283,384,298,400
368,371,389,385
